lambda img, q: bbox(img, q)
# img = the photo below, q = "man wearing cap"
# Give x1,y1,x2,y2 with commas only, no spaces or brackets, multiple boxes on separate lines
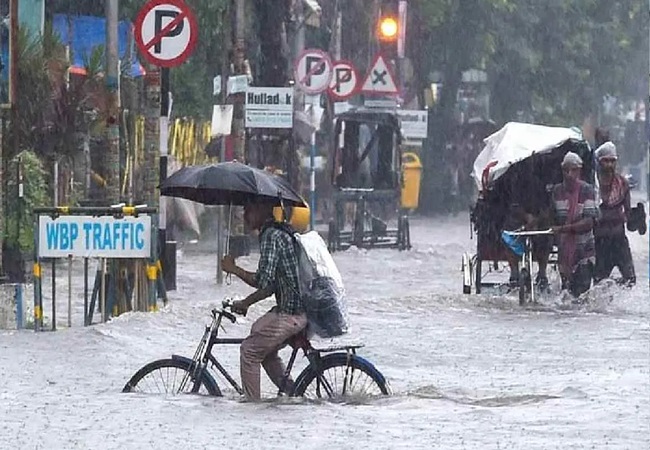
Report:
551,152,599,297
592,142,636,286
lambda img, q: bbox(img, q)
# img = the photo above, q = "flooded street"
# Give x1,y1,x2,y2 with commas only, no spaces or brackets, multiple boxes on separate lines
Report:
1,214,648,449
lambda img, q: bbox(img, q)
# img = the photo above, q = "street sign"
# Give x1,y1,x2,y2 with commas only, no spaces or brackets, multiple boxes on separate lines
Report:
38,215,152,259
397,110,428,140
294,49,333,94
328,60,360,101
361,53,399,95
134,0,198,68
245,87,294,129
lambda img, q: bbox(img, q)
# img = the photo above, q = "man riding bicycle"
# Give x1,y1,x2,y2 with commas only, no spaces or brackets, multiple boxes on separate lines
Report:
221,201,307,401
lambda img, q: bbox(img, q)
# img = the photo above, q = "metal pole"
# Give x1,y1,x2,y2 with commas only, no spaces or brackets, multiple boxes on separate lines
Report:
53,159,58,206
17,157,22,266
67,255,72,327
83,258,89,326
9,0,18,107
100,259,107,322
51,259,56,331
33,217,41,331
310,131,316,230
216,5,230,285
105,0,120,204
334,1,342,60
647,0,650,288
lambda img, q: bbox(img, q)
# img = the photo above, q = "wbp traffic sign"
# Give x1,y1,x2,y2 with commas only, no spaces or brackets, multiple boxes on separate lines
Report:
134,0,198,68
294,49,333,94
328,60,360,101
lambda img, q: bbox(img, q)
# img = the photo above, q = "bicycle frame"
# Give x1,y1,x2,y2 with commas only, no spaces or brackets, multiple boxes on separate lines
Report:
504,229,553,304
182,306,345,397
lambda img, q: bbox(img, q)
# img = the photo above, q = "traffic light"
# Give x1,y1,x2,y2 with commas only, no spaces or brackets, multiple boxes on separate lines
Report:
378,16,398,42
377,0,398,42
376,0,399,57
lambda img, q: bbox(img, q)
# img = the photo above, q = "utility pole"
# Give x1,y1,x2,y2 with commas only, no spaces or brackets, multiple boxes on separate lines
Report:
232,0,246,164
105,0,120,204
229,0,247,241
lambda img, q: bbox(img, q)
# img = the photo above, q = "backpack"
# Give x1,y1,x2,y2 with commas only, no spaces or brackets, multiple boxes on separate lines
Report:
269,222,348,338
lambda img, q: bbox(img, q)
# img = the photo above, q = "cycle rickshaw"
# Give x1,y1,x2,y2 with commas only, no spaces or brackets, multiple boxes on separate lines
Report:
461,122,595,302
327,108,411,252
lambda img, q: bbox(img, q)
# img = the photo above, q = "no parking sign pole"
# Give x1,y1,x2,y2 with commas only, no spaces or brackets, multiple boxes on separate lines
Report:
294,49,333,230
310,129,316,231
135,0,198,290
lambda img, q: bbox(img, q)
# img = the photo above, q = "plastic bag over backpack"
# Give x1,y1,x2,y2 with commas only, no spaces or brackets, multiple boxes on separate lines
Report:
294,231,349,338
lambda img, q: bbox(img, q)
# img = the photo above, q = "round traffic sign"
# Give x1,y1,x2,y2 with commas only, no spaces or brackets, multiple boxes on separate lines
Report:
134,0,198,68
327,60,360,101
294,49,333,94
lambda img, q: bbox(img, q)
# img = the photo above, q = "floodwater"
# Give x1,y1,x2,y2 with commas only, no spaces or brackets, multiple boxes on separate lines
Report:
1,212,648,449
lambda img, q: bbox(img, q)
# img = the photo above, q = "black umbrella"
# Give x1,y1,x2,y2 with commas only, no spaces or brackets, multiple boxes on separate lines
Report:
159,161,307,207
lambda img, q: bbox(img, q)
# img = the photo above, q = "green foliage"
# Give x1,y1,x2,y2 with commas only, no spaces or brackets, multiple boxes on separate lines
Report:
411,0,647,126
4,151,49,252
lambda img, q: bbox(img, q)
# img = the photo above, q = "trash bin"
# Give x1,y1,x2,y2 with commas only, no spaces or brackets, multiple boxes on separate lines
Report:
401,152,423,209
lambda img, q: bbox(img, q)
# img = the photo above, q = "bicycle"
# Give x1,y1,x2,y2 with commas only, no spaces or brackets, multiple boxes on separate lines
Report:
502,229,554,306
122,300,391,399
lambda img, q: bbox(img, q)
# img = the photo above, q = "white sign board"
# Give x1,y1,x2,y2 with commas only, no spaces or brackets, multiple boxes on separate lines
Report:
227,75,249,95
38,215,152,259
397,110,428,140
294,49,333,94
211,105,234,136
213,75,221,95
361,53,399,95
245,87,294,129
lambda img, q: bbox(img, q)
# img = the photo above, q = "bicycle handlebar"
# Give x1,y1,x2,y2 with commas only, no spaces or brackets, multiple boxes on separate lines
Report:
504,228,553,237
210,300,238,324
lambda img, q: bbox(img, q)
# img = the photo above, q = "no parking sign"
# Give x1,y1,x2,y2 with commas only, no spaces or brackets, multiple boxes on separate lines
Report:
294,49,333,94
328,60,360,101
134,0,198,68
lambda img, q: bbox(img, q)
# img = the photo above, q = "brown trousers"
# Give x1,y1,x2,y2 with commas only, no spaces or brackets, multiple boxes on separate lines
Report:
240,309,307,400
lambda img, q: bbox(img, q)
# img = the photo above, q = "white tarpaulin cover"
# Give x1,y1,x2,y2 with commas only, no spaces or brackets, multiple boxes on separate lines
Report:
471,122,582,190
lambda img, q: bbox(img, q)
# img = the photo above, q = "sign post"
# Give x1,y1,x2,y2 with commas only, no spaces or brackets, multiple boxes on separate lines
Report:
294,49,333,229
135,0,198,291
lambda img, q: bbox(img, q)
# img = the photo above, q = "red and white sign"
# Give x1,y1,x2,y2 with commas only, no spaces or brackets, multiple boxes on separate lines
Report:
327,60,360,101
294,49,333,94
134,0,198,68
361,53,399,96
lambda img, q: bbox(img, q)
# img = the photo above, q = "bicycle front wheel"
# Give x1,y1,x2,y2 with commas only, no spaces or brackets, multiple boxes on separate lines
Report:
122,357,221,396
292,353,390,400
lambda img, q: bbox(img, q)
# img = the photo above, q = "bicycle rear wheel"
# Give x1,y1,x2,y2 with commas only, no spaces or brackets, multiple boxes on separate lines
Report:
122,357,221,396
292,353,390,400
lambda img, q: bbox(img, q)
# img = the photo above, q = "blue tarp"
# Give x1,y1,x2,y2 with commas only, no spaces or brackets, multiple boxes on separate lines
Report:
52,14,144,77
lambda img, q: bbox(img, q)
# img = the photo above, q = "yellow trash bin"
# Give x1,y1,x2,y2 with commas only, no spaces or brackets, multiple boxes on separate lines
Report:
401,152,423,209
